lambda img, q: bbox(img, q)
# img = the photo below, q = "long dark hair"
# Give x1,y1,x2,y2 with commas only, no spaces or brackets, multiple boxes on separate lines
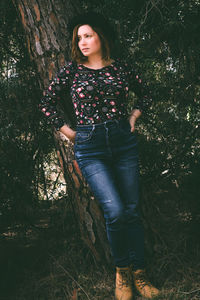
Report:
71,24,112,63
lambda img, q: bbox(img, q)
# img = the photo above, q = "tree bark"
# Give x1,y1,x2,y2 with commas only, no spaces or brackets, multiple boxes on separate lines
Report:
12,0,111,263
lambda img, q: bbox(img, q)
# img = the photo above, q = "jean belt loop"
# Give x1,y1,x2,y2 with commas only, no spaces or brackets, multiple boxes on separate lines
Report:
92,124,95,132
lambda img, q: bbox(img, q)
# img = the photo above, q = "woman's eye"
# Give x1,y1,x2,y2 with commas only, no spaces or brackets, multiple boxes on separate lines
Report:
77,34,92,41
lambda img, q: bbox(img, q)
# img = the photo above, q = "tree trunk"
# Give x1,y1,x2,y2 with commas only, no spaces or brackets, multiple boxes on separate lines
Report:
12,0,111,263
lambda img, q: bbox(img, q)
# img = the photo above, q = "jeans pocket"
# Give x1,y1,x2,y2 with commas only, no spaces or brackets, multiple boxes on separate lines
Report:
119,119,132,135
75,128,94,144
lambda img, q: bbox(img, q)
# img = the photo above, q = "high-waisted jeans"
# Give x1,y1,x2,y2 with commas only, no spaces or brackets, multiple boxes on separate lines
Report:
74,118,145,270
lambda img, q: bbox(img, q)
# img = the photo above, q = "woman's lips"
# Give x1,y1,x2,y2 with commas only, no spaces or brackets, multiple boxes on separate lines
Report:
82,48,89,51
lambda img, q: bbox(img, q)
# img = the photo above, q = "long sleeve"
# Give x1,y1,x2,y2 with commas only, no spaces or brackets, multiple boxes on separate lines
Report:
39,61,75,130
125,62,153,113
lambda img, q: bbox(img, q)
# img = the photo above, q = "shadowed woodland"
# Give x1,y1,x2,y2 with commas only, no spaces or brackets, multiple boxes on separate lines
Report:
0,0,200,299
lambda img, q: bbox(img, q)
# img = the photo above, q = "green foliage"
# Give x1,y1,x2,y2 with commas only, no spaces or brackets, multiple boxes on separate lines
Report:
0,0,55,227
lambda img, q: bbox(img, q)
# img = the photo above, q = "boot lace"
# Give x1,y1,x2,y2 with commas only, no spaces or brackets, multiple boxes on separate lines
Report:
118,270,132,288
134,271,152,289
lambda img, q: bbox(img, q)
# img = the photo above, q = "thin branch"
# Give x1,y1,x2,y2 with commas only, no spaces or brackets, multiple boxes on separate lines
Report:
179,288,200,295
151,0,164,18
136,0,164,42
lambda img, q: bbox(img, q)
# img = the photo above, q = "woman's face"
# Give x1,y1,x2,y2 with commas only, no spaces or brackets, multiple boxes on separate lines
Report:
77,24,102,58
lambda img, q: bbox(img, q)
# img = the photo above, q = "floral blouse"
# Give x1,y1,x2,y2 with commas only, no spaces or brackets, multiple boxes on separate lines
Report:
39,59,152,130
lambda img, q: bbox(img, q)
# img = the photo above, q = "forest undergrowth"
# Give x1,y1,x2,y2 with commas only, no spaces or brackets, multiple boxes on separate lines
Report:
1,182,200,300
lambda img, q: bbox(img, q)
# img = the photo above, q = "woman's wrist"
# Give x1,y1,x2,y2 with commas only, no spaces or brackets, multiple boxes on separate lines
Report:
130,109,142,119
59,124,76,141
130,114,137,119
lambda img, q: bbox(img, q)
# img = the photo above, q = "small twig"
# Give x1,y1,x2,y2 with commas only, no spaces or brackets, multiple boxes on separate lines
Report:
151,0,163,19
136,0,163,41
52,170,62,191
49,253,92,300
179,288,200,295
63,287,69,299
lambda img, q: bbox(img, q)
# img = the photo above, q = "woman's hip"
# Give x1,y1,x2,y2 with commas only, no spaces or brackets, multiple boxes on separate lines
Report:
74,118,138,159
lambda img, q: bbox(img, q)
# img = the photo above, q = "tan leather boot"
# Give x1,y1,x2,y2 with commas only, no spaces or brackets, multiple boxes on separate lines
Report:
133,269,160,299
115,267,133,300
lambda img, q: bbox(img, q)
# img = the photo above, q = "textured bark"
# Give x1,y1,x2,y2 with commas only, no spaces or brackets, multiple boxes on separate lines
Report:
12,0,111,263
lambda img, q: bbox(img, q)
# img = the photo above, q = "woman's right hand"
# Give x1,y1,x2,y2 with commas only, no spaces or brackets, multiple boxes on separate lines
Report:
59,124,76,143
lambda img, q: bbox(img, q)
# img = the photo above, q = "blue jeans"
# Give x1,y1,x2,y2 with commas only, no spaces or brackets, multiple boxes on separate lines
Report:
74,118,145,269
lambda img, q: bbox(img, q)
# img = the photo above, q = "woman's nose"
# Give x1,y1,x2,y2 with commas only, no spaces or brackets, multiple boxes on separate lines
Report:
79,38,86,46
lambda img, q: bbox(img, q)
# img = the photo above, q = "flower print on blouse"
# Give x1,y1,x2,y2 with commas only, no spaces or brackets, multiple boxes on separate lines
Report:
39,59,153,130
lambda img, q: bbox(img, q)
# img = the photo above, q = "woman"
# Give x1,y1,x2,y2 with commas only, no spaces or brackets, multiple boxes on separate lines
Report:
39,12,160,300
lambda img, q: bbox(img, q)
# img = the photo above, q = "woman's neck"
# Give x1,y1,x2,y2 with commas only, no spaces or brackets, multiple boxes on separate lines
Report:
83,55,113,70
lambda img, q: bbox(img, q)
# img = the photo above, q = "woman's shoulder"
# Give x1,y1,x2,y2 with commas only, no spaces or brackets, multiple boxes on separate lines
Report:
56,60,77,78
63,60,77,72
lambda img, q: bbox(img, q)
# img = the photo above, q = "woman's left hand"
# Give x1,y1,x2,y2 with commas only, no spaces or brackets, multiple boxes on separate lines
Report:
129,109,142,133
